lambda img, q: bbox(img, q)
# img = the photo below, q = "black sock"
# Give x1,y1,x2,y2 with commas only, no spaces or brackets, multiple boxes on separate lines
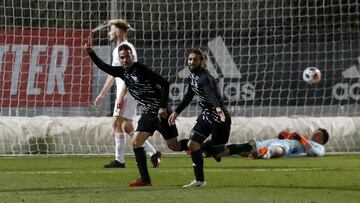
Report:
133,147,151,183
227,143,252,155
191,149,204,182
180,139,189,151
201,140,213,152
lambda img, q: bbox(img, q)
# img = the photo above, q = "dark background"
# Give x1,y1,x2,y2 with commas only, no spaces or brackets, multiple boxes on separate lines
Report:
2,0,360,116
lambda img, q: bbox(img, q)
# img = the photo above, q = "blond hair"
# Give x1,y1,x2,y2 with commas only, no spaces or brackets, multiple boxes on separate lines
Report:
107,19,131,33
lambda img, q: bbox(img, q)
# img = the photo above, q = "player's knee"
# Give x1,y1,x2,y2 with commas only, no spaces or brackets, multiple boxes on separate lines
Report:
131,138,143,148
188,140,201,151
166,139,181,151
271,147,285,158
111,121,117,130
112,118,123,131
189,131,206,145
167,143,179,151
122,121,134,134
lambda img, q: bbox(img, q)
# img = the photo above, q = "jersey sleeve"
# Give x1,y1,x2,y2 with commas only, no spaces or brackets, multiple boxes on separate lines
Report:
88,50,125,79
307,142,325,157
201,74,221,108
140,64,170,108
175,80,195,114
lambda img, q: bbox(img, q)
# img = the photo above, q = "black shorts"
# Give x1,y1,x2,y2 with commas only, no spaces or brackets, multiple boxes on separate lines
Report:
136,112,178,140
191,115,231,147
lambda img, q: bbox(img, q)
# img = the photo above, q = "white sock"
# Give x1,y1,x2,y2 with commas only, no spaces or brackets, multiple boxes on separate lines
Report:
143,140,157,157
128,131,157,157
114,133,126,163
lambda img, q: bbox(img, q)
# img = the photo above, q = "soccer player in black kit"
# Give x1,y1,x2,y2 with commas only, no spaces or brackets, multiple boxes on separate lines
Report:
168,49,231,188
83,43,189,187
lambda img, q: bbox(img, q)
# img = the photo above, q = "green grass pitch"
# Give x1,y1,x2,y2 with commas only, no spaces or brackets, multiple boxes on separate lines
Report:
0,155,359,203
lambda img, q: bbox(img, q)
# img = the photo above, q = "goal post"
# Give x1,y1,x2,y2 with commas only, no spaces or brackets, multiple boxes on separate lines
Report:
1,0,360,155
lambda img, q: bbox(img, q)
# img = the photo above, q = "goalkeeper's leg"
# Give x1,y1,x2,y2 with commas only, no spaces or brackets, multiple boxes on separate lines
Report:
202,140,254,158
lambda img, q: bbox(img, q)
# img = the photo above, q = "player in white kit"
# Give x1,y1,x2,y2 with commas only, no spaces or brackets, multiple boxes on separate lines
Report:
94,19,162,168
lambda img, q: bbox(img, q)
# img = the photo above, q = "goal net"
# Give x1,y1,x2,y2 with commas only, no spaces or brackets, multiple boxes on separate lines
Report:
1,0,359,155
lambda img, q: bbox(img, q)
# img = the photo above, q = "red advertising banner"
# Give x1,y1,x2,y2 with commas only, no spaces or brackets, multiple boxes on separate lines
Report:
0,28,92,107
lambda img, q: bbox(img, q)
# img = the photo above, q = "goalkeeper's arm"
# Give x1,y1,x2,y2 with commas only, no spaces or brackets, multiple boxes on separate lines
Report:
292,134,324,156
278,131,299,139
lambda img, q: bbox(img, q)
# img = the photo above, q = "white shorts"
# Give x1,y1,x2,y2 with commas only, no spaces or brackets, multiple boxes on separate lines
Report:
113,92,137,120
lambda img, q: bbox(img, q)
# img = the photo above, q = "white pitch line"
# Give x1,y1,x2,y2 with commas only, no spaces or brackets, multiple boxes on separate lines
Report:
1,167,353,175
2,170,116,175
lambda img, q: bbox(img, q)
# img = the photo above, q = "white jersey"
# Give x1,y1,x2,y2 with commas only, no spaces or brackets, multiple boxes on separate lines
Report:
256,138,325,158
112,41,138,119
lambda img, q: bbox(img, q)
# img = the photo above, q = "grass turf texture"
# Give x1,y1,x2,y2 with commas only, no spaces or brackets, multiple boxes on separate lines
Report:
0,155,359,203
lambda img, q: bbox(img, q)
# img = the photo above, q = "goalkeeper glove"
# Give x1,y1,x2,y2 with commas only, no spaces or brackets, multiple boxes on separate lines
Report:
278,131,299,139
278,131,290,139
292,134,309,145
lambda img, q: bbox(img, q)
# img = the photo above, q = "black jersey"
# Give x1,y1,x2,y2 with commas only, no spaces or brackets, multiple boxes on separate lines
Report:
175,68,229,123
88,51,169,115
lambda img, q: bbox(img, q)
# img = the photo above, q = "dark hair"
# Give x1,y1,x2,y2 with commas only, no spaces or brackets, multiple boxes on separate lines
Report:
189,48,206,61
118,44,132,53
318,128,329,145
189,48,207,68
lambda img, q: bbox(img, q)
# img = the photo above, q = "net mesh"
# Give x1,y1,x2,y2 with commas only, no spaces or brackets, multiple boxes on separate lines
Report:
1,0,360,154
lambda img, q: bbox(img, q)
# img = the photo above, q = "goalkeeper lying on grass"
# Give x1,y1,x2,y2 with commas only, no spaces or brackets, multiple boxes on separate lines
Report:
203,128,329,160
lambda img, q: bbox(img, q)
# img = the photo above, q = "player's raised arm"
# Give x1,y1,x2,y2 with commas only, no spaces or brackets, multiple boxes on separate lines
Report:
83,43,125,78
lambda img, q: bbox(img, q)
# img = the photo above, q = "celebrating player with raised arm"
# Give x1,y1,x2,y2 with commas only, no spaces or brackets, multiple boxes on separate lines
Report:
93,19,161,169
168,49,231,188
84,43,189,187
